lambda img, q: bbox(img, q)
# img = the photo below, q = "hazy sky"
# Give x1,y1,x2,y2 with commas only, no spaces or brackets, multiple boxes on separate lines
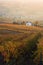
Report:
0,0,43,20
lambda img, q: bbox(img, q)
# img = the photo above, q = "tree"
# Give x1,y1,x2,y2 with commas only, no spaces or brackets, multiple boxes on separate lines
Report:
35,21,38,26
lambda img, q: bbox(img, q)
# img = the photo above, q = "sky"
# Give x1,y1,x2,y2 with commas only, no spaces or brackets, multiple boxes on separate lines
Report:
0,0,43,21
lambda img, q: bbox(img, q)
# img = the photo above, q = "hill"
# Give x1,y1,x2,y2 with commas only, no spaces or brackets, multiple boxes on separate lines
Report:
0,17,13,23
0,24,43,65
0,17,43,26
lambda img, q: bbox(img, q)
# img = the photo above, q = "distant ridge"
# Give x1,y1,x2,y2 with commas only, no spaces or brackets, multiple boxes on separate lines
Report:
0,17,43,26
0,17,13,23
0,21,6,24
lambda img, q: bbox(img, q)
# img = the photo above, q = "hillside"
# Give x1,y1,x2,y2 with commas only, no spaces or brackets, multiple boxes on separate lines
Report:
0,17,13,23
0,17,43,26
0,24,43,65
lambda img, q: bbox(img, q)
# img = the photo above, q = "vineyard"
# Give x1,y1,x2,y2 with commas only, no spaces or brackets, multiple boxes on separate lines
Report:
0,24,43,65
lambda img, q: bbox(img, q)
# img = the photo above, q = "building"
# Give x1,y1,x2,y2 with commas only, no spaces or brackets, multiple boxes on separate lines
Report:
26,22,32,26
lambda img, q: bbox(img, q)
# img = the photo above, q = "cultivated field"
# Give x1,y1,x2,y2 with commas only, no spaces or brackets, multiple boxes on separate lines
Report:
0,24,43,65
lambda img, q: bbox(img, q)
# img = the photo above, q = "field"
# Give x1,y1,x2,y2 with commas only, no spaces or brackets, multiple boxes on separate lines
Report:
0,24,43,65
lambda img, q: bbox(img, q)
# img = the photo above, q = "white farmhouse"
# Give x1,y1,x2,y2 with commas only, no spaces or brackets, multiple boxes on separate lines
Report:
26,22,32,26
